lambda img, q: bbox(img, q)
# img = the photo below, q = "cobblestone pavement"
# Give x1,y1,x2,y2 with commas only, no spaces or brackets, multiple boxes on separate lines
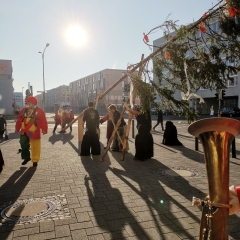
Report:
0,120,240,240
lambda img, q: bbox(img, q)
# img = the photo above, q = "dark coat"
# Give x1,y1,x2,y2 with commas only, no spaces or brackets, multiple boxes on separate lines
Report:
157,110,163,122
0,117,6,130
0,149,4,173
162,121,182,146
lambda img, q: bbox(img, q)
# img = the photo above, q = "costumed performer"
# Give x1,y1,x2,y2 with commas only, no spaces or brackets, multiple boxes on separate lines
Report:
229,185,240,215
15,96,48,167
0,147,5,173
99,104,113,149
62,106,74,133
162,121,182,146
124,103,153,161
0,113,7,142
53,108,63,133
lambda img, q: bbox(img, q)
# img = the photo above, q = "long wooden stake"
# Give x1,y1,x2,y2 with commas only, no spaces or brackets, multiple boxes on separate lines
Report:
121,54,145,161
95,89,101,110
101,102,128,162
59,6,221,133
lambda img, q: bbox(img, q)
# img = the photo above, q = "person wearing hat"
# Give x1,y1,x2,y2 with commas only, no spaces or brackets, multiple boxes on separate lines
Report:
62,106,74,133
15,96,48,166
0,113,7,142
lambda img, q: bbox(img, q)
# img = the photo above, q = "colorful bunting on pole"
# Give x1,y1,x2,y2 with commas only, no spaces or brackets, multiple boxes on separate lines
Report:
165,51,170,60
228,6,239,18
143,33,149,43
199,22,207,33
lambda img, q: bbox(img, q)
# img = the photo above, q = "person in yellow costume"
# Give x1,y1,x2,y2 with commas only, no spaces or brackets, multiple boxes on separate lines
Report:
15,96,48,167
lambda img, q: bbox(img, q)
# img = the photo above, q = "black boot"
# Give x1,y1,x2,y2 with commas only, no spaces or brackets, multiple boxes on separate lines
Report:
22,159,30,165
53,126,57,133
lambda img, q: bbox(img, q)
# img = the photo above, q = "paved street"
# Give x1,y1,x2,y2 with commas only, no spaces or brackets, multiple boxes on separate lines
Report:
0,119,240,240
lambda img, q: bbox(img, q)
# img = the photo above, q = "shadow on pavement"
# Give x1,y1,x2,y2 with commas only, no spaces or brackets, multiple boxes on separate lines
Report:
48,132,74,145
0,167,36,240
6,132,19,140
109,158,204,239
170,145,204,164
81,152,153,239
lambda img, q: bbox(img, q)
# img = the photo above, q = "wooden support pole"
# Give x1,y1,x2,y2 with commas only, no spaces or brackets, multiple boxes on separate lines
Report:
101,102,128,162
59,111,84,133
78,115,84,155
121,54,145,161
95,89,101,110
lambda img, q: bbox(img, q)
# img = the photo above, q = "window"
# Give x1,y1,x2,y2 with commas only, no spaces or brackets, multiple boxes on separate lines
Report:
92,76,95,83
228,75,238,87
0,74,8,79
98,73,100,80
85,78,88,84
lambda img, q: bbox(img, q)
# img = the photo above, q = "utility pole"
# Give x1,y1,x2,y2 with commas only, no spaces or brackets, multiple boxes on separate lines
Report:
218,89,222,117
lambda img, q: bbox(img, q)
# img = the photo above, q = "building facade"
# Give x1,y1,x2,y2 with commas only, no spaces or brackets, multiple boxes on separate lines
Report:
69,69,130,115
13,92,23,109
0,60,14,115
35,85,70,112
153,21,240,115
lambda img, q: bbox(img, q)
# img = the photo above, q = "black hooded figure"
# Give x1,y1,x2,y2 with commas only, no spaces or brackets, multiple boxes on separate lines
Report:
162,121,182,146
134,110,154,161
0,148,5,173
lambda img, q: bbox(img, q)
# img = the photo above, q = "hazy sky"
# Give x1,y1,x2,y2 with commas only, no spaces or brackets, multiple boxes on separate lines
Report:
0,0,219,95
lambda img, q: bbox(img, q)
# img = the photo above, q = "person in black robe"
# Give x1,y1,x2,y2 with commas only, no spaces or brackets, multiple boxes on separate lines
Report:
0,114,7,142
153,109,164,131
0,148,4,173
80,102,101,156
125,104,153,161
162,121,182,146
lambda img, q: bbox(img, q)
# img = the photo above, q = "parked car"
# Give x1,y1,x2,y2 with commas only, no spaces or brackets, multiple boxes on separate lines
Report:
220,107,240,117
151,108,157,115
162,109,172,115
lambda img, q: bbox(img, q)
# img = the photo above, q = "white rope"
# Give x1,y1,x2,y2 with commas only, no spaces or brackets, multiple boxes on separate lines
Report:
181,61,205,103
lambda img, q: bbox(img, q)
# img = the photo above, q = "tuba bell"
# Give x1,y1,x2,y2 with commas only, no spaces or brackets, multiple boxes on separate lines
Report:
188,117,240,240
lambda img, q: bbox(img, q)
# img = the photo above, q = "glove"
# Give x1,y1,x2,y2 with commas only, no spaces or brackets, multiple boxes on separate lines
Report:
99,119,103,124
123,102,130,110
229,185,240,215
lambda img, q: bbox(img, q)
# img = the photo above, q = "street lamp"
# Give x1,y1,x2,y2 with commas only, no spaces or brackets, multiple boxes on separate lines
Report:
22,87,24,107
38,43,50,111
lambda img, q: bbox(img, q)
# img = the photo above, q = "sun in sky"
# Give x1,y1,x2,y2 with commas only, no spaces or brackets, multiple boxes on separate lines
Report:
65,25,87,47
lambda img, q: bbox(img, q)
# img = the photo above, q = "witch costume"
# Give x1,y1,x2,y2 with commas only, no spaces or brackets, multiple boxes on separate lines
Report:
162,121,182,146
134,111,153,161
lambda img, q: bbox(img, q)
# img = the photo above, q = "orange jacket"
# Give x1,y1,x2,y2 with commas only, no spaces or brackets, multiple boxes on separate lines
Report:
15,107,48,139
62,111,74,122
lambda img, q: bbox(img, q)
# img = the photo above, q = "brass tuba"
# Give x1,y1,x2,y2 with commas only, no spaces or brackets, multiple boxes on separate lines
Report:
188,117,240,240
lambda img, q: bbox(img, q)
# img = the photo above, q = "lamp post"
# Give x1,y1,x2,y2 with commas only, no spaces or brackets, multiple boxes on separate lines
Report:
22,87,24,107
39,43,50,111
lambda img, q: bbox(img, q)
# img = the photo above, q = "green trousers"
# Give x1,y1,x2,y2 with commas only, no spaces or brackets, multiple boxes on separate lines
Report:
19,133,30,161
